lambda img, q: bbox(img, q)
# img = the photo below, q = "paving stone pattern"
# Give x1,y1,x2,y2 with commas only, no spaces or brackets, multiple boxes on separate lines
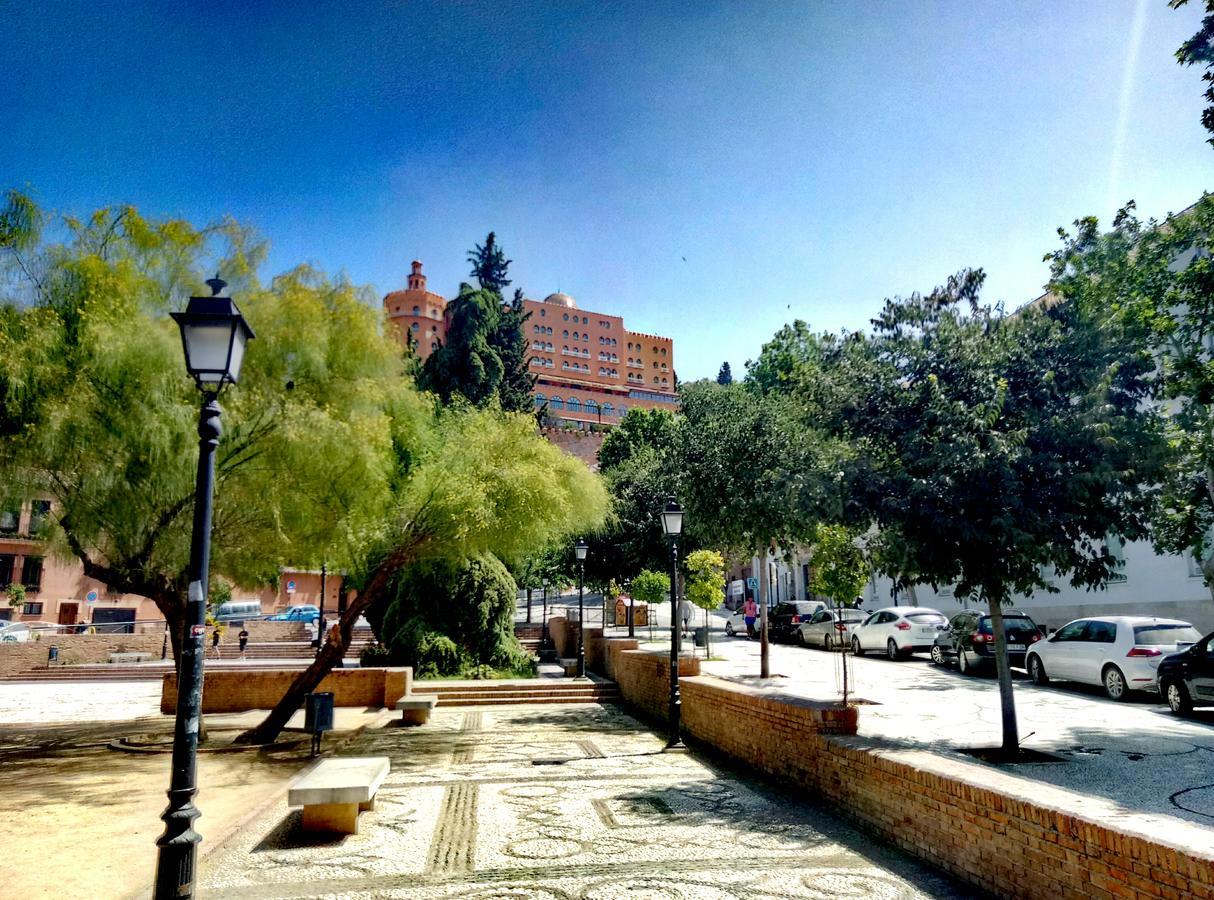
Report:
200,703,974,899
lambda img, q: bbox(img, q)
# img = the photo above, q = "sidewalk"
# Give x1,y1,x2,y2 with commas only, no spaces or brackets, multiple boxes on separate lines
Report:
198,702,971,899
0,704,387,900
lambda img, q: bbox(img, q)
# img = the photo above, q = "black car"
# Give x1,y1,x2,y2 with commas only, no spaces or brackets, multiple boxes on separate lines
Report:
930,610,1043,675
769,601,826,643
1156,630,1214,715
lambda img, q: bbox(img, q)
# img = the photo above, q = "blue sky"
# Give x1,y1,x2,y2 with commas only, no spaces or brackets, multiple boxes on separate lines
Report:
4,1,1211,380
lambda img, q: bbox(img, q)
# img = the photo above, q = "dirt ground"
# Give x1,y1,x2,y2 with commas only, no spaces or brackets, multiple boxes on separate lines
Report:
0,707,390,900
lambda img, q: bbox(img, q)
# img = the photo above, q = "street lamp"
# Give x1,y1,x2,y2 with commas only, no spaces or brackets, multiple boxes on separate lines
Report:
661,499,685,750
541,577,549,656
155,276,254,900
575,539,588,677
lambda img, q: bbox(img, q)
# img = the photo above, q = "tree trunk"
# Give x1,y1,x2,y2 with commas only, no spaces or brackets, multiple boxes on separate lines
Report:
987,597,1020,753
525,586,532,624
759,548,770,679
235,545,415,745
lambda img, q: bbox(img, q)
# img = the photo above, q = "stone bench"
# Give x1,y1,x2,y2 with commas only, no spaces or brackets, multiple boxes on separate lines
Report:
559,657,579,677
394,694,437,726
108,651,153,664
288,756,390,835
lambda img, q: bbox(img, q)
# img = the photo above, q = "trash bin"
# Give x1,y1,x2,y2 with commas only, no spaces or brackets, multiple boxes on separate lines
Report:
304,691,334,756
693,627,707,648
47,645,59,664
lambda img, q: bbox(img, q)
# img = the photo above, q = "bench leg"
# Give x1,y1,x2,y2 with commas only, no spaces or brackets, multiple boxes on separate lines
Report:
400,708,432,726
301,802,360,835
359,797,375,812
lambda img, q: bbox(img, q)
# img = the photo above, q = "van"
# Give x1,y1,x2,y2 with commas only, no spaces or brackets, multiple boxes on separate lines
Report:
215,600,263,623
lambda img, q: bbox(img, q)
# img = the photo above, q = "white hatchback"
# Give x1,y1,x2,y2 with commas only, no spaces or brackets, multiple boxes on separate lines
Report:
851,606,949,660
1025,616,1202,701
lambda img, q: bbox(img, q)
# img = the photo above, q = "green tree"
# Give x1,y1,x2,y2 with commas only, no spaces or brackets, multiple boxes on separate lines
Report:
467,232,535,413
1045,196,1214,602
598,407,676,471
716,362,733,385
807,524,868,607
418,282,504,406
238,406,609,742
1172,0,1214,146
0,191,406,664
684,549,724,610
468,231,512,294
843,269,1167,752
630,569,670,607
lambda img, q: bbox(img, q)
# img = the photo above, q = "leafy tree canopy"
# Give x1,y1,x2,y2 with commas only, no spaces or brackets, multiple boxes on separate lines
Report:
807,524,868,607
684,549,725,611
716,362,733,385
1172,0,1214,146
630,568,670,606
598,407,677,472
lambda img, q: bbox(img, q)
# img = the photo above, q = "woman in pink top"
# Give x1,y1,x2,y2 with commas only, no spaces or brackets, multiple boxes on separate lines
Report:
743,596,758,638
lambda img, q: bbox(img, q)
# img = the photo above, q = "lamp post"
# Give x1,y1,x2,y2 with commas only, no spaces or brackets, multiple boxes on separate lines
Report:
541,577,549,654
575,539,588,677
662,500,685,751
155,276,254,900
625,577,634,639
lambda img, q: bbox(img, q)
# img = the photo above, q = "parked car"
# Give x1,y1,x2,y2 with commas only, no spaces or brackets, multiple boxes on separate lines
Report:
770,601,827,643
0,622,30,642
267,604,320,623
215,599,264,623
930,610,1043,675
723,605,752,638
798,607,867,650
1156,630,1214,715
1025,616,1202,701
852,606,949,660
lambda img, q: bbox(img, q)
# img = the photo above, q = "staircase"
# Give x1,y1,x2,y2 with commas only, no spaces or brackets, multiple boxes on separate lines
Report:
514,622,544,654
411,678,619,707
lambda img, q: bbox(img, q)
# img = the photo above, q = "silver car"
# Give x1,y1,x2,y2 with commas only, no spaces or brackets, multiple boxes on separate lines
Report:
797,608,867,650
1025,616,1202,701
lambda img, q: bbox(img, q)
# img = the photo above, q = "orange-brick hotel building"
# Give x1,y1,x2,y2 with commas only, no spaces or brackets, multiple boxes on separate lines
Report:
384,261,679,428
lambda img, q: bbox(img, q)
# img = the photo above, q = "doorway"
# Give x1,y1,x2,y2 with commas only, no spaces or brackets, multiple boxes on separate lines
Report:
58,602,78,627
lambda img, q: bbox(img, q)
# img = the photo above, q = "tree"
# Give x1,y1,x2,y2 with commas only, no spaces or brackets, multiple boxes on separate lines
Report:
0,191,404,666
807,524,868,607
468,231,512,294
843,269,1167,753
491,288,537,414
684,549,724,656
630,569,670,607
1045,196,1214,602
1172,0,1214,146
716,362,733,385
237,407,609,743
598,407,677,471
676,380,839,677
418,283,504,406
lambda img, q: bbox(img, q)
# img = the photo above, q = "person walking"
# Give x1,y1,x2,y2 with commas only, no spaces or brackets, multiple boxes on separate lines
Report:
238,627,250,657
743,595,758,639
680,597,692,638
211,626,222,660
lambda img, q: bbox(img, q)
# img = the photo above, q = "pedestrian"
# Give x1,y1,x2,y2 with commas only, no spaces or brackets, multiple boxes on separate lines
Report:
211,626,222,660
680,598,692,638
238,627,249,657
743,595,758,639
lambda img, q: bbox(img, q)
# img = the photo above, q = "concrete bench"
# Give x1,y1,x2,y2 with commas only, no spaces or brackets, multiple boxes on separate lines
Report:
559,657,579,677
108,652,153,664
288,756,390,835
394,694,437,726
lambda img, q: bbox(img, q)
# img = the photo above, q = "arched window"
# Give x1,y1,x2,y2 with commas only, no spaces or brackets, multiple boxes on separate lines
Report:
653,376,659,384
550,396,565,410
661,348,667,356
582,316,589,324
563,330,569,338
563,313,569,321
567,397,582,413
586,400,599,415
582,363,589,372
534,393,547,409
617,405,627,417
413,305,420,316
598,367,606,376
430,341,438,350
533,325,540,333
546,327,552,335
410,322,419,331
602,403,614,417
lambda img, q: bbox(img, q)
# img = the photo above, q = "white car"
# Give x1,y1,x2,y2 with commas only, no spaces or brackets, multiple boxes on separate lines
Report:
798,608,867,650
851,606,949,660
724,606,754,638
0,622,31,642
1025,616,1202,701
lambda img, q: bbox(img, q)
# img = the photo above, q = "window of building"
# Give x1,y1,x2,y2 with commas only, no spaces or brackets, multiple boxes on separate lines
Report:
617,405,627,417
563,313,569,321
22,602,43,616
582,334,589,342
586,400,599,414
582,363,590,372
568,397,582,412
1104,534,1128,583
627,342,633,350
653,376,659,384
661,363,667,370
661,378,669,386
28,500,50,534
534,325,541,333
661,348,667,356
572,331,579,340
611,338,617,346
0,508,17,535
540,308,545,317
546,359,553,368
582,316,588,324
413,305,420,316
550,396,564,410
431,342,438,350
410,323,419,331
598,367,606,376
21,556,42,592
653,362,658,368
534,393,546,409
0,554,13,587
602,403,614,417
561,329,568,338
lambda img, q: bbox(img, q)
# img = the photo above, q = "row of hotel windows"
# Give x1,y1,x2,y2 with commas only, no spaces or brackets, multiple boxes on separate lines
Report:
399,305,442,319
627,342,667,356
535,394,623,417
626,358,668,370
626,373,669,386
534,325,554,336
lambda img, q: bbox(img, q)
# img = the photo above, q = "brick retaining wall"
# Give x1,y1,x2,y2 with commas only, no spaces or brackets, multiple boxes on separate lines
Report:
0,632,166,676
161,666,411,714
592,635,1214,900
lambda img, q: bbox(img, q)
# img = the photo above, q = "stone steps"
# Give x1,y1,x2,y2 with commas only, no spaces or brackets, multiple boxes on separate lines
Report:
411,679,618,707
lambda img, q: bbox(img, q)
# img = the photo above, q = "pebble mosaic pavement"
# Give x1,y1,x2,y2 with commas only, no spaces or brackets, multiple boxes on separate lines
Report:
200,703,976,899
